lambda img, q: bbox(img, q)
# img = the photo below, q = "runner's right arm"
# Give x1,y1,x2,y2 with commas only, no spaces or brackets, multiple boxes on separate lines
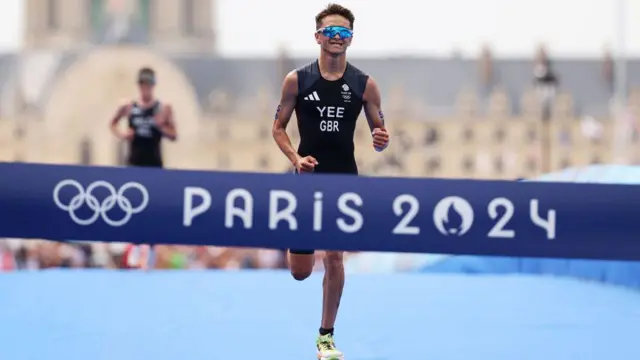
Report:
110,102,133,140
272,72,318,172
272,72,300,166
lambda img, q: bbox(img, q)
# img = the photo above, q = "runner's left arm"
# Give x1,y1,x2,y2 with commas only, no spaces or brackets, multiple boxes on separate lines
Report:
363,77,390,151
158,103,177,141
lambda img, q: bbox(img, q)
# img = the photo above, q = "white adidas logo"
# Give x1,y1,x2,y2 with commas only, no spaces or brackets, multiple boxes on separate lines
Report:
304,91,321,101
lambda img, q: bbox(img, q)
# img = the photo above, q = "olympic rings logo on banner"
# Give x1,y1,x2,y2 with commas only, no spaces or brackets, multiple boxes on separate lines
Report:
53,179,149,227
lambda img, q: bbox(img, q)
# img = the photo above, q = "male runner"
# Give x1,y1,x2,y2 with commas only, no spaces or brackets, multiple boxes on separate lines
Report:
110,67,177,269
272,4,390,360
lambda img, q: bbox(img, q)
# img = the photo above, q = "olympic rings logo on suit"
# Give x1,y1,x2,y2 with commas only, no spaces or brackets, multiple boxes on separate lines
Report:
53,179,149,227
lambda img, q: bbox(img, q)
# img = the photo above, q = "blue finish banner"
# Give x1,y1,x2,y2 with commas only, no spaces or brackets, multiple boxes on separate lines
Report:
0,162,639,260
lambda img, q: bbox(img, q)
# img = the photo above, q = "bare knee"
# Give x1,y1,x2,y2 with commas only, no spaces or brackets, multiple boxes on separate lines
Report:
288,252,314,281
323,251,344,271
291,269,312,281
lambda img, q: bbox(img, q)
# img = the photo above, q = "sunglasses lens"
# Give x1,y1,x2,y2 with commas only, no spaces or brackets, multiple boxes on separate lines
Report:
322,26,352,39
322,28,335,37
338,30,352,39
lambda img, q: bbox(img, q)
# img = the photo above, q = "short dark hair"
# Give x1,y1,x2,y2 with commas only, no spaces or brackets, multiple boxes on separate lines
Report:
315,3,355,30
138,67,155,77
138,67,156,84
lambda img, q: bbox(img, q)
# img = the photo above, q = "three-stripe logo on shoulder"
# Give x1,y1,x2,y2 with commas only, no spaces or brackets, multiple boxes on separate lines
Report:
303,91,321,101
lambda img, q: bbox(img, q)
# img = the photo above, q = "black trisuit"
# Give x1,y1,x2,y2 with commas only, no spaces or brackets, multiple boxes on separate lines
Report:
291,60,369,255
127,101,164,168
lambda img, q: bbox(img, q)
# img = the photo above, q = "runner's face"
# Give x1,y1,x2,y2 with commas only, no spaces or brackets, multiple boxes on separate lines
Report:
138,81,153,99
316,15,352,55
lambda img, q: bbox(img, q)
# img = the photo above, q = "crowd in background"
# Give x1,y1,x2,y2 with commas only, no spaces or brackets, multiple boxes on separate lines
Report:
0,240,264,271
0,239,342,271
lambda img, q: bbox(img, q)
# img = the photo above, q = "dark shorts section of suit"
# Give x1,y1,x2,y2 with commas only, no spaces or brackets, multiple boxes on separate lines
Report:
289,249,316,255
289,168,356,255
128,160,163,168
127,156,163,168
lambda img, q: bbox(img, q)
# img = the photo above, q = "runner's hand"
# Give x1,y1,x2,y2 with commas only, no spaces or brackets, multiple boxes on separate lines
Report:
120,128,135,141
295,156,318,173
372,127,389,151
153,115,168,128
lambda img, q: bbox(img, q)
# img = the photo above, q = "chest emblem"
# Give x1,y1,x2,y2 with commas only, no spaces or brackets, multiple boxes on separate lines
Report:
341,84,351,103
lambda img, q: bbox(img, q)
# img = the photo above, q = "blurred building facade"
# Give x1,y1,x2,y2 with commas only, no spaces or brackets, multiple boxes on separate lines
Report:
3,0,640,272
24,0,215,52
0,0,640,181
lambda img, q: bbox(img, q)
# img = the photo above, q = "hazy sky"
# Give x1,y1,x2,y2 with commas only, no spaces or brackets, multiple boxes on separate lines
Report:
1,0,640,57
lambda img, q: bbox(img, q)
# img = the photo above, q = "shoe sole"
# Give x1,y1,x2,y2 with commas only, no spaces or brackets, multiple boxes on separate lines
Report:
317,354,344,360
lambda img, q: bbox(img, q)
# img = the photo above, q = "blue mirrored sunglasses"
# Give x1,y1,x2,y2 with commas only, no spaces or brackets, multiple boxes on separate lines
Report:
317,26,353,40
138,74,156,85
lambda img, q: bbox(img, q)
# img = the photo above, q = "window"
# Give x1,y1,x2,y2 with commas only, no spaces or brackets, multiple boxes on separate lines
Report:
183,0,196,35
138,0,150,31
116,141,127,165
426,157,441,174
493,127,505,142
462,156,475,173
89,0,101,29
258,125,270,140
526,126,538,143
493,156,504,174
462,127,474,142
424,127,439,146
558,127,571,147
80,138,93,165
13,123,25,140
258,156,270,170
218,152,229,169
48,0,60,30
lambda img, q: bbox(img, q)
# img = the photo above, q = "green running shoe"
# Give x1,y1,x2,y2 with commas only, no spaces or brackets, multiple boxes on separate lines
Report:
316,334,344,360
